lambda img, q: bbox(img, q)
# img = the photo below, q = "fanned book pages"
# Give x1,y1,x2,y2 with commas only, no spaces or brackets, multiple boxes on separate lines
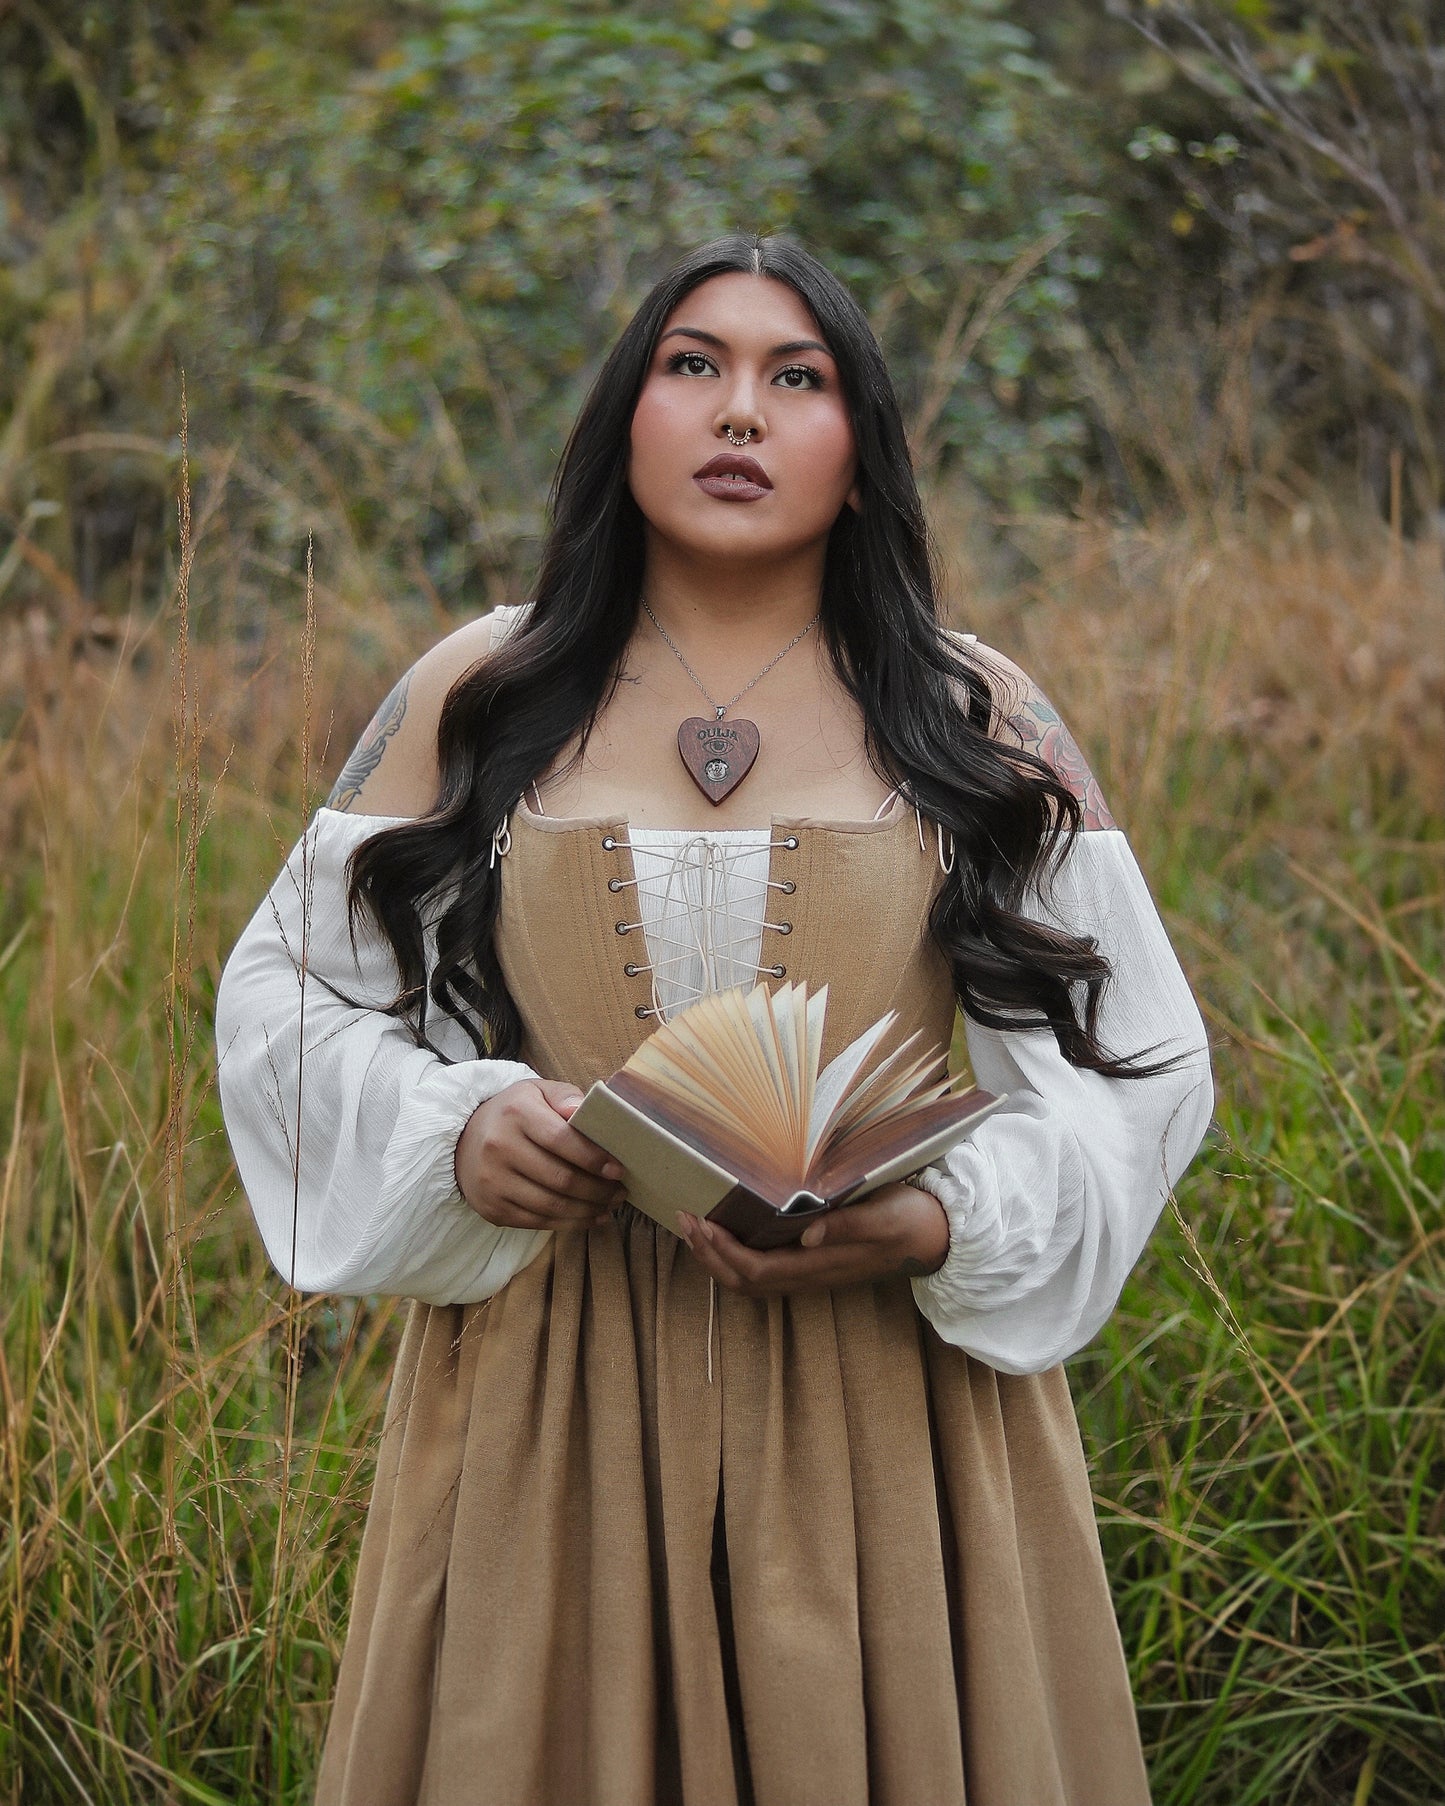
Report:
571,982,1003,1249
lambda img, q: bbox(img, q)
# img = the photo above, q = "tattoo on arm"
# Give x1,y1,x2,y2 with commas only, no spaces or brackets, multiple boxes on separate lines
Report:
326,672,412,811
1006,688,1117,831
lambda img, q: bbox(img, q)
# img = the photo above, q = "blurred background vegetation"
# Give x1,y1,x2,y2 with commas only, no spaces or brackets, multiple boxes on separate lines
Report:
1,2,1442,1802
3,0,1441,627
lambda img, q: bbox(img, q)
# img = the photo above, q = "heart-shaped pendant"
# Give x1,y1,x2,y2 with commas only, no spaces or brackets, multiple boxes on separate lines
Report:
678,716,760,805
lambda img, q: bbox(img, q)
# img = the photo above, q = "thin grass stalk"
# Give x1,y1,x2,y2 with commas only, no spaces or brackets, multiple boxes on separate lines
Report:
259,532,318,1792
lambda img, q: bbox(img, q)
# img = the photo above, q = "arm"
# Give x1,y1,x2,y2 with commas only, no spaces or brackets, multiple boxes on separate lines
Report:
216,603,622,1300
908,650,1214,1372
215,808,549,1299
322,611,497,817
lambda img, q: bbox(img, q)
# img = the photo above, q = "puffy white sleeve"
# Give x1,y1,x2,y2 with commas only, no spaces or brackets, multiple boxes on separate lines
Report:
214,807,550,1301
910,829,1214,1374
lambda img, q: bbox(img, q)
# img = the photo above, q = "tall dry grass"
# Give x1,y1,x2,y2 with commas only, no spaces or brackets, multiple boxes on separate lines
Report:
0,472,1441,1801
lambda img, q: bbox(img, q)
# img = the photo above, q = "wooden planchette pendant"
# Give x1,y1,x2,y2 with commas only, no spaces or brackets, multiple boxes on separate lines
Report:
678,715,761,805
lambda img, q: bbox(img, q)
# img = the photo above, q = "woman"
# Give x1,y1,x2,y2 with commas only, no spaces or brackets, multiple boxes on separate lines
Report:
217,234,1213,1806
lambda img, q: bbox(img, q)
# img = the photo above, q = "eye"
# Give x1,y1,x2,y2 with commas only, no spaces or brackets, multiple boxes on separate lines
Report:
665,350,718,378
773,363,826,391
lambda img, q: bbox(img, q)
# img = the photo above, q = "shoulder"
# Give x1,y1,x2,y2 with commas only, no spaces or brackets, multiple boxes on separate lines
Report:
945,632,1117,832
325,607,521,817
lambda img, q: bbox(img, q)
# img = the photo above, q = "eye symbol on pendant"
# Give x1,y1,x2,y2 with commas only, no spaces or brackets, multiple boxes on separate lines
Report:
705,759,731,782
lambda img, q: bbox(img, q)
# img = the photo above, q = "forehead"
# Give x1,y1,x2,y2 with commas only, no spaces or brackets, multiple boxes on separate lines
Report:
658,272,831,353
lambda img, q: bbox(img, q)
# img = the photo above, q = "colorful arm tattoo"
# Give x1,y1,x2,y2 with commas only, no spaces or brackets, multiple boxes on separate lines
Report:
326,671,412,811
1005,687,1117,831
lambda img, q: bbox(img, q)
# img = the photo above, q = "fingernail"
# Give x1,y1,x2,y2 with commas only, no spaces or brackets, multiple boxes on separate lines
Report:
677,1215,694,1247
696,1218,715,1243
603,1162,624,1180
800,1223,825,1248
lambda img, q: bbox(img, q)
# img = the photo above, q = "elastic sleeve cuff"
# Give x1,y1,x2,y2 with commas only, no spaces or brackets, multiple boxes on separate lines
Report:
908,1162,984,1316
387,1057,538,1205
352,1057,540,1274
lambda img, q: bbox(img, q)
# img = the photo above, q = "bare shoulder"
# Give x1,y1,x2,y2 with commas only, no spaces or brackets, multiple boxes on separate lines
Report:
325,610,508,817
948,633,1117,832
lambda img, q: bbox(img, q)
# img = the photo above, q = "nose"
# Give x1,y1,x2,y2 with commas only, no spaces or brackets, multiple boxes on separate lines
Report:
714,371,765,444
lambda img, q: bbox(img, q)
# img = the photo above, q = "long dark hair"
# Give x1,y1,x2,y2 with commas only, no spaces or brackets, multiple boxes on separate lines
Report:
349,234,1144,1075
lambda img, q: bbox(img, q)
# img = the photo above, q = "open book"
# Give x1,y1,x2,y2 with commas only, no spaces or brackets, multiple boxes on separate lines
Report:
571,981,1002,1249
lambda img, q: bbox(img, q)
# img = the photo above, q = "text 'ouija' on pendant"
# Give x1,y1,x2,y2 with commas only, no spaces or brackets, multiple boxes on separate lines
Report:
677,715,761,805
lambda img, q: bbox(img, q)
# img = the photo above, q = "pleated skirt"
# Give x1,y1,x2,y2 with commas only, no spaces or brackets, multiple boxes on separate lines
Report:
317,1206,1151,1806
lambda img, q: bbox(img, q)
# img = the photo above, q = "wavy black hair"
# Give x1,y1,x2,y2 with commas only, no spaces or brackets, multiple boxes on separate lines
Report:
348,233,1146,1076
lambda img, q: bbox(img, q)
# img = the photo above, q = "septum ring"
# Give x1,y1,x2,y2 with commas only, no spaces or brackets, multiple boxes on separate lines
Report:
724,426,755,447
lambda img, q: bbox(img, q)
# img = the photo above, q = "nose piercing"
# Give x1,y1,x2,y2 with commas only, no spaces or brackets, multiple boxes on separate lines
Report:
724,426,755,447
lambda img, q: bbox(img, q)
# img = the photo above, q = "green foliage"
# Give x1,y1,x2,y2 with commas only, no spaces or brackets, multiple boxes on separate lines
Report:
1099,0,1445,521
1,0,1116,628
4,1,1437,637
159,0,1106,590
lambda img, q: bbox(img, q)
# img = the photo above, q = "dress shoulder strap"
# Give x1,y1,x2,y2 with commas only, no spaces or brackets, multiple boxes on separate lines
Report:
487,601,534,652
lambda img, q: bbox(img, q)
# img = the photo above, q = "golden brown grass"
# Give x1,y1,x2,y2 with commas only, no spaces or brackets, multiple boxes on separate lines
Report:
0,481,1440,1802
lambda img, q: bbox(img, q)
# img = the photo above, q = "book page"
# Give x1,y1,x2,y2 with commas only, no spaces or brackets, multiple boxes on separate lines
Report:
625,985,807,1176
743,984,798,1158
813,1088,1004,1202
603,981,977,1204
804,1009,896,1167
825,1042,952,1147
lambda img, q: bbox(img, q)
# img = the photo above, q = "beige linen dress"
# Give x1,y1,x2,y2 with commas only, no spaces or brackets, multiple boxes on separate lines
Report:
316,797,1152,1806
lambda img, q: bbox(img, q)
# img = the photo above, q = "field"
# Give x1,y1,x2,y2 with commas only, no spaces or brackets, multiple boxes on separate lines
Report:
0,474,1442,1803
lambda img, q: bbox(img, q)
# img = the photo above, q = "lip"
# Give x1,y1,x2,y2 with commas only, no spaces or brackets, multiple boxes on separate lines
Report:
692,452,773,503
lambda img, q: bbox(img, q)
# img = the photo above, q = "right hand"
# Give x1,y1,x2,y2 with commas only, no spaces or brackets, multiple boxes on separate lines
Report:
455,1078,627,1231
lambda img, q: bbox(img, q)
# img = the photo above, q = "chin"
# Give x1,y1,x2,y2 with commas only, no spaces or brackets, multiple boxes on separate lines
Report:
652,506,832,566
680,530,814,569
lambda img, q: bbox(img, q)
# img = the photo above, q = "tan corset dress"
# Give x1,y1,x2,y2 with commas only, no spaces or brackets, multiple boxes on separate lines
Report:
317,798,1152,1806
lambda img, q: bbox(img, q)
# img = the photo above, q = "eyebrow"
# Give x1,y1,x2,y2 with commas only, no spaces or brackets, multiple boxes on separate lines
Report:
659,326,833,359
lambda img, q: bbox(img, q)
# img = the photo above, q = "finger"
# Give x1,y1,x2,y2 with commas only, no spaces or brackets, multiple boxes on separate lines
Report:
470,1198,574,1232
512,1143,624,1206
797,1201,897,1248
529,1108,626,1181
681,1215,853,1295
677,1216,752,1292
534,1078,586,1116
504,1174,613,1225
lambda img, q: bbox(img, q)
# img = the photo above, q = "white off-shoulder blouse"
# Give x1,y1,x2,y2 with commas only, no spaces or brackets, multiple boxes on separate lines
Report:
214,793,1213,1376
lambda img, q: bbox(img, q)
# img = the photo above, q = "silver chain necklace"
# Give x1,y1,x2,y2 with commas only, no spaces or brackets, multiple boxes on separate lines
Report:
641,599,819,720
641,599,820,805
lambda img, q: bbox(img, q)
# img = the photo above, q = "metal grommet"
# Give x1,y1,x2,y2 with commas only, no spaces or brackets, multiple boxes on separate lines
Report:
608,877,624,892
635,1005,651,1019
624,963,642,977
774,921,793,935
615,921,631,935
768,964,787,978
602,835,617,850
779,879,796,894
784,835,799,850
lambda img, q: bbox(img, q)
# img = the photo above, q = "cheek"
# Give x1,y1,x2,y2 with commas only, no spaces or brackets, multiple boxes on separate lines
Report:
629,382,695,481
800,404,858,504
628,394,683,518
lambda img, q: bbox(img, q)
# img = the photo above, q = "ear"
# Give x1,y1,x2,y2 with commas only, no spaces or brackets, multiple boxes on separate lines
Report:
846,480,862,513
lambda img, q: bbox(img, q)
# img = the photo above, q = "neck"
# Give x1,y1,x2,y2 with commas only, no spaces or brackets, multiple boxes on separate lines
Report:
638,532,824,652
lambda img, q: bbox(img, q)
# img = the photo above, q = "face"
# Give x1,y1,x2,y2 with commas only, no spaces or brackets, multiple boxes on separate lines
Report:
627,272,859,568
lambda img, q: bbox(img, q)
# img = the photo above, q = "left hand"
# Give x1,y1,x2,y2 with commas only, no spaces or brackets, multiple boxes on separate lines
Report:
677,1181,950,1297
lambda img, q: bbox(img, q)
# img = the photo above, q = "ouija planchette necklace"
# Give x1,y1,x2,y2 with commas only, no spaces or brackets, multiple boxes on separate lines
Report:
641,599,820,805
